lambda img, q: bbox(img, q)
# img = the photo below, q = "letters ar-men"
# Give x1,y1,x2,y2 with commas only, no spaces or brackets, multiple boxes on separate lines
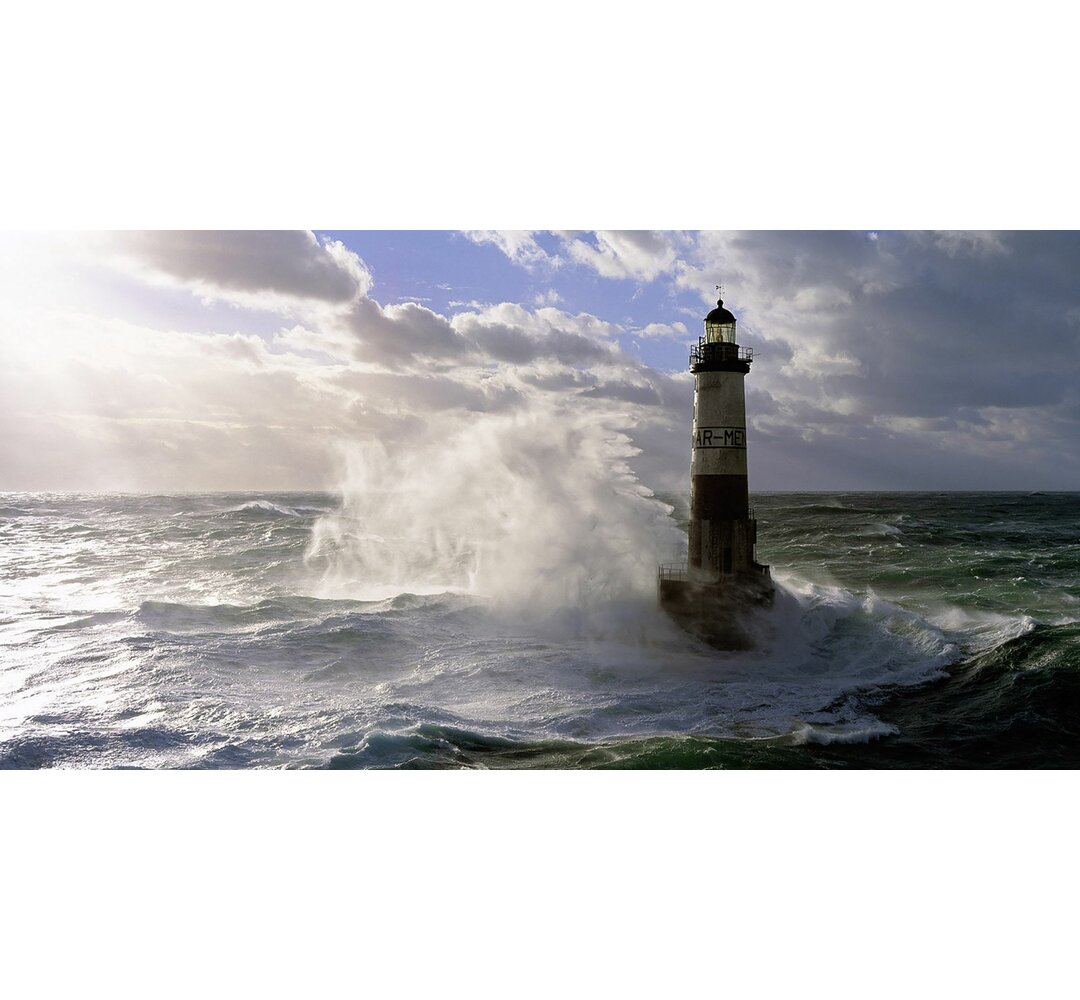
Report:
693,426,746,449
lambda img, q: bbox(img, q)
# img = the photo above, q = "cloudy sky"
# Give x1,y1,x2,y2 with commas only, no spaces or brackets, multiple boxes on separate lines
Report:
2,229,1079,494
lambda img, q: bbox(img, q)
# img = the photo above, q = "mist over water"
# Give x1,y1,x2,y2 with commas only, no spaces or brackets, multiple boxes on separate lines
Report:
2,484,1079,768
305,408,685,613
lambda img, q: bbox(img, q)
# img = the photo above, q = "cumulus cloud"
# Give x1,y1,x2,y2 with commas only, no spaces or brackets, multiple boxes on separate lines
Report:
637,321,688,340
109,230,372,308
533,289,563,307
450,303,620,367
343,297,472,367
468,230,683,283
462,230,553,268
554,230,681,281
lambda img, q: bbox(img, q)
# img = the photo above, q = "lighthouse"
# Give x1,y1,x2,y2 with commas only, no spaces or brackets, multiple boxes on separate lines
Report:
658,289,773,648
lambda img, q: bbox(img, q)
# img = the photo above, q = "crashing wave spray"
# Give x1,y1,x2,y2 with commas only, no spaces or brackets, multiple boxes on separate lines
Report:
305,402,684,612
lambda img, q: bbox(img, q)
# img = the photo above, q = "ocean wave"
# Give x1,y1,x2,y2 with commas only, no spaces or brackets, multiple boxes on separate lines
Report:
326,723,520,769
863,522,903,537
225,500,302,518
925,605,1037,654
973,620,1080,675
784,502,861,515
44,611,131,632
790,721,899,745
134,597,328,632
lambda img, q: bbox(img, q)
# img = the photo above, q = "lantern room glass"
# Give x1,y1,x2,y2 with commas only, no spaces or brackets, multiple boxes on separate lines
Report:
704,319,736,344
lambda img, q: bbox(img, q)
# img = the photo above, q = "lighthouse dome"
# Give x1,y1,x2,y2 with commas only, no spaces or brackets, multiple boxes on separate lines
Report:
705,299,736,326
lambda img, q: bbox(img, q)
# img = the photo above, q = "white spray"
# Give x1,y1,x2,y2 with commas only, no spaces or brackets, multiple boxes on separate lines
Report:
305,401,685,615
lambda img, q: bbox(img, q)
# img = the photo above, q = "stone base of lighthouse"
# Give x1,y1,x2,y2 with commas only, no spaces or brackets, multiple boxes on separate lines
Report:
658,563,774,651
658,510,774,650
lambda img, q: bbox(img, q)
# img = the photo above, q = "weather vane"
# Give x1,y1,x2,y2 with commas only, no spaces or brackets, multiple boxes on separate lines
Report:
716,283,724,301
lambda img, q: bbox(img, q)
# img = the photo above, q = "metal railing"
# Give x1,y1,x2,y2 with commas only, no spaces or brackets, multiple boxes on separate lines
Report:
689,340,754,368
657,562,689,582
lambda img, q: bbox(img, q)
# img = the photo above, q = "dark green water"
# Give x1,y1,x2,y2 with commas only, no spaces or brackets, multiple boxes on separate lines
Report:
750,491,1080,768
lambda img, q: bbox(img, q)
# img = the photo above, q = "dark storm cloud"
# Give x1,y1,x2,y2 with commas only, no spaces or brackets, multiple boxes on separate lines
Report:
581,380,663,406
452,313,616,366
114,230,367,303
723,231,1080,416
346,297,474,367
514,362,686,414
344,300,624,371
823,276,1075,415
462,321,545,363
580,368,693,411
479,324,613,365
517,369,592,391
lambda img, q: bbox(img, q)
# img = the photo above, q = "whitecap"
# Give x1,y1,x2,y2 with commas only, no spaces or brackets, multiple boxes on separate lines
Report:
226,500,300,517
790,721,899,745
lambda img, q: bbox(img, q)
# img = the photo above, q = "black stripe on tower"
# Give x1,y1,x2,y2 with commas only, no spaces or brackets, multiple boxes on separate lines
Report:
690,475,750,520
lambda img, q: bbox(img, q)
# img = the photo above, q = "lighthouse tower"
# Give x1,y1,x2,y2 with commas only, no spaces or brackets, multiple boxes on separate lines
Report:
658,289,773,648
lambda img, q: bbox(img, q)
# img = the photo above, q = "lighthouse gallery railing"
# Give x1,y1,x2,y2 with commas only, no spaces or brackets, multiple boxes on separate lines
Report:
657,562,689,582
689,342,754,367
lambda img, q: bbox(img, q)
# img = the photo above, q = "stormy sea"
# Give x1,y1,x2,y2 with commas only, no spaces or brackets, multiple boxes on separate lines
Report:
2,491,1078,769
